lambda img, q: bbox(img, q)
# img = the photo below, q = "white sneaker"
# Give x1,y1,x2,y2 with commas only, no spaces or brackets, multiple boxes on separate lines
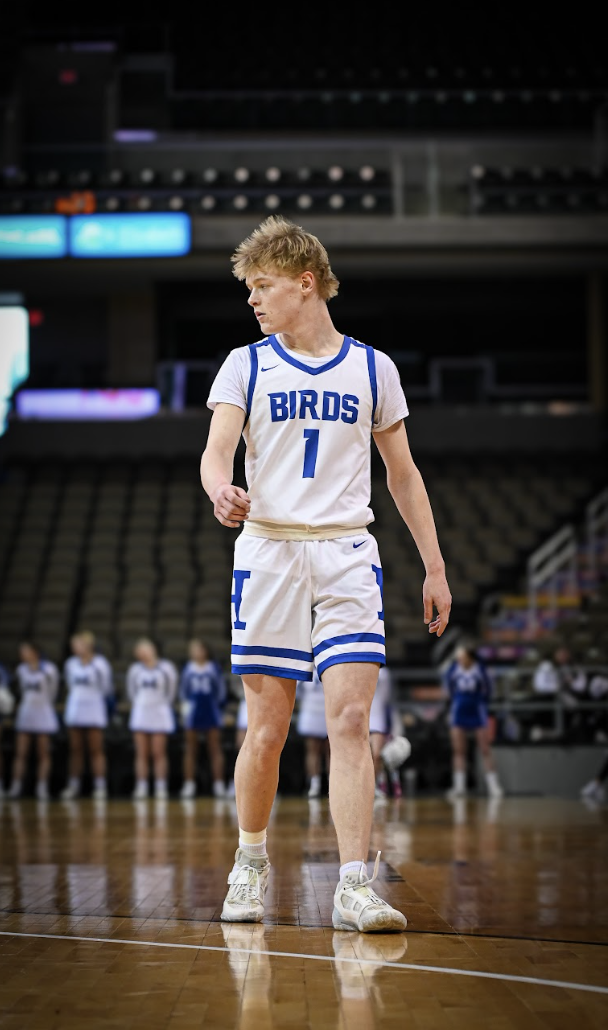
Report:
221,848,271,923
445,787,466,801
92,785,107,801
332,852,407,933
213,781,226,798
154,784,169,800
7,783,22,800
487,781,504,799
581,780,605,803
308,778,321,799
132,783,149,800
180,781,197,799
60,784,80,800
36,782,49,801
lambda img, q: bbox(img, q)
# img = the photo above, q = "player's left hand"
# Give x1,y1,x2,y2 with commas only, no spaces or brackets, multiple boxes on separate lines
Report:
423,571,452,636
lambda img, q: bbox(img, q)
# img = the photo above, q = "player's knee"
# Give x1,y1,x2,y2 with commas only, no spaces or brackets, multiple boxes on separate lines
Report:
327,701,369,742
247,721,289,758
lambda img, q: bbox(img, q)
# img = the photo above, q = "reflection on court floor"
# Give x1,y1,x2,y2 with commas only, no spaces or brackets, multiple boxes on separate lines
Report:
1,795,607,1028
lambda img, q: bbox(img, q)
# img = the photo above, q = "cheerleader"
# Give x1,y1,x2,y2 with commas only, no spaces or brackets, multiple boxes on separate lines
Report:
179,638,228,799
0,661,15,797
296,668,330,798
127,638,178,800
370,665,402,799
443,643,504,799
6,642,59,800
61,630,114,801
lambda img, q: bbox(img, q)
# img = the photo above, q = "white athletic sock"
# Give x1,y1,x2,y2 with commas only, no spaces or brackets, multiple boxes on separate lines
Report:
69,776,80,790
310,775,321,791
155,778,167,791
238,827,268,858
453,770,466,793
94,777,106,790
339,860,367,883
136,779,148,791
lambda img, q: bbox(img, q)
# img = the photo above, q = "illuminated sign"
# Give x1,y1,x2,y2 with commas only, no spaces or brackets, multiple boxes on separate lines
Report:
0,307,29,435
0,216,68,258
69,213,191,257
15,388,161,420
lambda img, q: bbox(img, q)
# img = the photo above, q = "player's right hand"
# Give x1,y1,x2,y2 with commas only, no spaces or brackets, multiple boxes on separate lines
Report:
211,484,251,528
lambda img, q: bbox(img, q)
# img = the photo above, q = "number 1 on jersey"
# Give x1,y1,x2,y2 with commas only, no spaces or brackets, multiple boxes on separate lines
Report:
302,428,319,478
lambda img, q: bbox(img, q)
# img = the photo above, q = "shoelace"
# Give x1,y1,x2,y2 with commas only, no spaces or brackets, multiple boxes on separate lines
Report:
228,864,262,902
345,850,386,906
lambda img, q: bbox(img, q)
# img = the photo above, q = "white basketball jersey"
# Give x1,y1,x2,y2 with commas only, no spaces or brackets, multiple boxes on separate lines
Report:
243,335,378,531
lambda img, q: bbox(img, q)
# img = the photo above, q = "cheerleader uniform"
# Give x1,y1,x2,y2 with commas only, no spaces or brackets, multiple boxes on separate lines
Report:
180,660,227,731
14,661,60,735
127,660,178,734
444,659,492,729
236,697,248,732
370,665,392,735
296,670,327,739
63,654,114,729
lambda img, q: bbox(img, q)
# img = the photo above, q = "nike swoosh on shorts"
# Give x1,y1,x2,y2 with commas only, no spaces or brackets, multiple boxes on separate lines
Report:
353,541,365,548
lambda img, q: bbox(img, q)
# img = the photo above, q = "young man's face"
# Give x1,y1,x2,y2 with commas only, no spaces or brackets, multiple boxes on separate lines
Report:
245,267,310,335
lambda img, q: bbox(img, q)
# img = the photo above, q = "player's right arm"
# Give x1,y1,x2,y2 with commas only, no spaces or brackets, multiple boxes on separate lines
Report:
200,402,251,528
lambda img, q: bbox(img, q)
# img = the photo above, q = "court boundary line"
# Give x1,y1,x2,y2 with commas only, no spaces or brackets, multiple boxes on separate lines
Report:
1,930,607,996
1,908,606,948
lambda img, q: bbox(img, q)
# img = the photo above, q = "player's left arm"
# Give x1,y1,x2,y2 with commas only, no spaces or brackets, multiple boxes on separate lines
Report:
373,419,452,636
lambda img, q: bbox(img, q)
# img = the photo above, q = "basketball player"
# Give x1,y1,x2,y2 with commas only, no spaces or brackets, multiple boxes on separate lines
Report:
226,690,248,799
443,643,504,799
200,215,451,932
127,637,178,800
60,630,114,800
296,668,330,798
6,642,59,800
370,665,401,799
179,638,228,799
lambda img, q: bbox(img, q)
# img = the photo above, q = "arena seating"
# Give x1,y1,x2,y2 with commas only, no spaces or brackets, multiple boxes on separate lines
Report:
0,450,603,678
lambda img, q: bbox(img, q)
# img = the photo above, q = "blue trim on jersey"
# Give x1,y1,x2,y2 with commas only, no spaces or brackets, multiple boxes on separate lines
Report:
232,645,314,661
317,652,386,676
269,334,352,374
365,345,378,426
313,633,386,658
245,343,259,425
232,663,313,681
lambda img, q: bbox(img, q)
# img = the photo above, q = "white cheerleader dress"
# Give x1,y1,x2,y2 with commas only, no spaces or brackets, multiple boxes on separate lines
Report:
14,661,60,734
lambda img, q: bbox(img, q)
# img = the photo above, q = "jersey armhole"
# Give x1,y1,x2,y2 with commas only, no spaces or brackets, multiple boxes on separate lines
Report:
244,344,259,428
365,345,378,427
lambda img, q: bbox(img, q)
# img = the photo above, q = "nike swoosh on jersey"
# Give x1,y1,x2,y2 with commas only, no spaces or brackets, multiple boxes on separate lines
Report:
261,365,279,371
353,541,365,548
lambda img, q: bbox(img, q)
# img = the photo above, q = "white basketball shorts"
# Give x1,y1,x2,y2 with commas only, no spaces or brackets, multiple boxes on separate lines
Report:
230,532,386,681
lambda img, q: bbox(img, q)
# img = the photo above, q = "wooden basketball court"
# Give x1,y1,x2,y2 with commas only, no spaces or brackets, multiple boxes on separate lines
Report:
1,794,607,1028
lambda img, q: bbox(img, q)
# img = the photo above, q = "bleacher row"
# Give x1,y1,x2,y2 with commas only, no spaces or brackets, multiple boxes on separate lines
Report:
0,452,602,674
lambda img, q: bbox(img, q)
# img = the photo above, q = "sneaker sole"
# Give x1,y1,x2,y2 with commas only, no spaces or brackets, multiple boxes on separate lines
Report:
332,907,407,933
220,908,264,923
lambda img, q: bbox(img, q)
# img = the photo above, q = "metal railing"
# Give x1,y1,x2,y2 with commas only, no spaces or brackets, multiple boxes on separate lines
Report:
527,524,580,636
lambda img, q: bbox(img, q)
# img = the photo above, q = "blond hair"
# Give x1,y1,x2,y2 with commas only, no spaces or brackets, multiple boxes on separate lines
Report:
231,215,339,301
74,630,96,650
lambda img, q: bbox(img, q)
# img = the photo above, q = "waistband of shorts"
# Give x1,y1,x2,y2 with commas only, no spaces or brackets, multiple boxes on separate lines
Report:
242,520,370,541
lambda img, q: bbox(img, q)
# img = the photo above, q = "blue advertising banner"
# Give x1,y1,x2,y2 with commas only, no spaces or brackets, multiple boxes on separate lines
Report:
69,213,191,257
0,216,68,258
